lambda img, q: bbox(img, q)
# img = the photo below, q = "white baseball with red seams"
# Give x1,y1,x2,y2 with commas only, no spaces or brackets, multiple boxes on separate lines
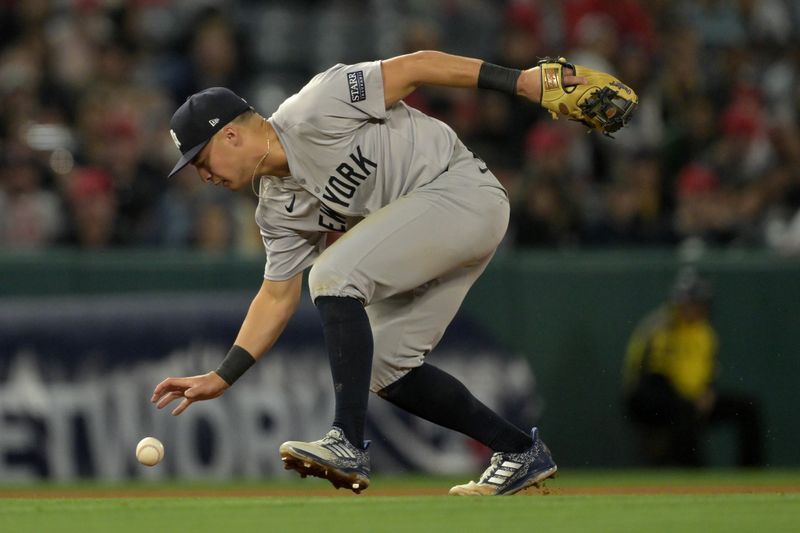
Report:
136,437,165,466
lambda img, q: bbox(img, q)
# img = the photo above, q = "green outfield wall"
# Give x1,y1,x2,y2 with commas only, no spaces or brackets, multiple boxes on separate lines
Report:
2,249,798,467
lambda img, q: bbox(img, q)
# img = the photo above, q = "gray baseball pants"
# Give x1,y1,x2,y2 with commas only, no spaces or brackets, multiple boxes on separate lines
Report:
308,148,509,391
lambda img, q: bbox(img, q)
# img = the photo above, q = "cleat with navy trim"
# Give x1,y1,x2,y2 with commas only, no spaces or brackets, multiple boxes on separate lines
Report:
449,427,557,496
279,427,370,494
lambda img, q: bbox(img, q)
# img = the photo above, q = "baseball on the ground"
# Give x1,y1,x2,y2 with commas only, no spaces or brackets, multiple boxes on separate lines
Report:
136,436,165,467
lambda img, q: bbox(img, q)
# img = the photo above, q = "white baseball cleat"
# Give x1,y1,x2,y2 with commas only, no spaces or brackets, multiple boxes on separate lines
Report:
449,427,557,496
279,427,371,494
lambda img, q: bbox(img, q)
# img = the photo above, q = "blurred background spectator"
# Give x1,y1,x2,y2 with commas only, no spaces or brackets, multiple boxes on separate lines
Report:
0,143,63,248
622,269,764,467
1,0,799,255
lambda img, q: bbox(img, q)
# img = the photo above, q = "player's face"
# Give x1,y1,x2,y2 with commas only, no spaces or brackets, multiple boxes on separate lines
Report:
192,130,249,191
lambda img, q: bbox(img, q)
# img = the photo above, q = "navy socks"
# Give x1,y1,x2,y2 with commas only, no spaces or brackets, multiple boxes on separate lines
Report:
315,296,373,448
378,363,533,453
315,296,532,453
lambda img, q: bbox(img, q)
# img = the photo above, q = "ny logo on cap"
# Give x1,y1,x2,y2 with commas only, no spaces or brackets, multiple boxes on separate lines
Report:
170,129,181,149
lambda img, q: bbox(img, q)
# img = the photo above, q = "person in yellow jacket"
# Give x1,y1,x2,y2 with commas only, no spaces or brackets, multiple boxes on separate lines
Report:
623,270,763,467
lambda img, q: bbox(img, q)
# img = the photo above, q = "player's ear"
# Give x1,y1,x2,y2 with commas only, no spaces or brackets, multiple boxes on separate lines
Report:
221,124,241,146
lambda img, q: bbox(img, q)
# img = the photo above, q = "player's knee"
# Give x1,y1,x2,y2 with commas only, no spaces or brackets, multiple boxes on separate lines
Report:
370,369,404,393
308,261,342,300
369,357,422,393
308,261,368,302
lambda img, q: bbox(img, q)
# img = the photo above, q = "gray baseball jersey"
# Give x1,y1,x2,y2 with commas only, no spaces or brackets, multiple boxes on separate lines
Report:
272,61,461,216
257,60,510,389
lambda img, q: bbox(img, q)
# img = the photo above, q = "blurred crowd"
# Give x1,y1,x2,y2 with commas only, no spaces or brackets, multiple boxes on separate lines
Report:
2,0,800,254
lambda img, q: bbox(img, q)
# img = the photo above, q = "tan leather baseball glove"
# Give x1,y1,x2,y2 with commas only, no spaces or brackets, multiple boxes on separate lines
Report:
539,57,638,137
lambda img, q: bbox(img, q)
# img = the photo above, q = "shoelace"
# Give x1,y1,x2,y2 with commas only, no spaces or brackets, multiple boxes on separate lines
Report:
479,453,522,486
479,453,502,482
319,432,359,459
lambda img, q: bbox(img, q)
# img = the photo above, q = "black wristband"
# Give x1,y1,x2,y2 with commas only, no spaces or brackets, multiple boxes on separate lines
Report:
215,345,256,386
477,62,522,95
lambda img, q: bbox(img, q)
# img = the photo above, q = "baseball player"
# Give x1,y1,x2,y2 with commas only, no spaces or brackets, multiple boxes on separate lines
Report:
151,51,636,495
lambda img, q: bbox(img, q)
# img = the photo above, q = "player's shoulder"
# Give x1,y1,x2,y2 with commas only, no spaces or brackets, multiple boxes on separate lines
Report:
313,63,349,80
271,60,384,131
306,61,381,88
271,64,349,125
298,63,351,93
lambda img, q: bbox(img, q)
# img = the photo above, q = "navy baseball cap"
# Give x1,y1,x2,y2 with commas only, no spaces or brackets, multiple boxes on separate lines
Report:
168,87,253,177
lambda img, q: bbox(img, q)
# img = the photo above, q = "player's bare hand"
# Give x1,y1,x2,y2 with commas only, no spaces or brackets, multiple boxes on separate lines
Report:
518,66,587,104
151,372,229,415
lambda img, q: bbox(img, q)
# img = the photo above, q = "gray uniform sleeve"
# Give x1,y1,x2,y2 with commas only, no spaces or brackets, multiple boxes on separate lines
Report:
260,229,325,281
275,61,387,137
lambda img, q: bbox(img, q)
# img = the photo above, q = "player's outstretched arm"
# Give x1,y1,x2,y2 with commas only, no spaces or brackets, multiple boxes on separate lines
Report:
380,50,585,108
151,272,304,415
382,51,637,136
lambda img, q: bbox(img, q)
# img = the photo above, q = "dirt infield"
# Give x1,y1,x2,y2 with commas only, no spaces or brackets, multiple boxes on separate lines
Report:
3,484,800,499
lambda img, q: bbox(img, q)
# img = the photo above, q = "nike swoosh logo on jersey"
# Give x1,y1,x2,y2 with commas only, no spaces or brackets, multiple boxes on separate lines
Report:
468,148,489,173
285,194,296,213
